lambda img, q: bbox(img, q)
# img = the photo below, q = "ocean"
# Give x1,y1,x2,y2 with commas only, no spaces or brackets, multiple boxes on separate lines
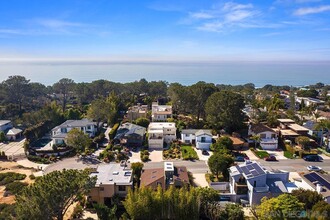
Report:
0,61,329,87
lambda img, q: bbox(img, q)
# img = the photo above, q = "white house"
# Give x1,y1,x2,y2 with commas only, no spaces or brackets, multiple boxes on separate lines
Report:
248,123,278,150
0,120,23,141
51,119,99,145
229,161,295,205
151,102,173,122
181,129,213,150
294,172,330,203
296,97,325,107
148,122,176,149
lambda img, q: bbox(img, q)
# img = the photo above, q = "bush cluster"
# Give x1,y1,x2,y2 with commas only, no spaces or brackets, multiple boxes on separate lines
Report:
140,150,149,162
0,172,26,185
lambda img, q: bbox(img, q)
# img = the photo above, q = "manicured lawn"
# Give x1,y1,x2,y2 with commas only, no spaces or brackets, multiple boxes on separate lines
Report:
181,145,199,160
254,150,269,159
284,151,294,159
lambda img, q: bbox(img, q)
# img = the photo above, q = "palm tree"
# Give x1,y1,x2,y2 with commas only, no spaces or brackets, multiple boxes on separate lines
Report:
314,119,330,148
251,135,261,149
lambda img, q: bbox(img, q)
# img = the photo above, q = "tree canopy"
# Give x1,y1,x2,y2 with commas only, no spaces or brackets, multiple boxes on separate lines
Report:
255,194,304,220
208,153,234,180
205,91,245,132
65,128,92,153
15,169,96,220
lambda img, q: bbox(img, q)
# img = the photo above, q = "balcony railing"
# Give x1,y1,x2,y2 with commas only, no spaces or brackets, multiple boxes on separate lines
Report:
260,138,278,143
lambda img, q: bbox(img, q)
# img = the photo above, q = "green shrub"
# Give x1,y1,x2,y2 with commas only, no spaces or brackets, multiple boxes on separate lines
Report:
109,123,120,139
140,150,150,162
29,174,36,180
5,181,28,195
113,145,122,152
141,155,149,162
93,133,105,144
27,155,51,164
0,172,26,185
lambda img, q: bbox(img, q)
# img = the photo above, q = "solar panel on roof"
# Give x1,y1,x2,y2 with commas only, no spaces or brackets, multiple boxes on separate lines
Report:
251,170,258,176
253,164,265,174
241,167,250,175
310,173,330,190
247,165,254,170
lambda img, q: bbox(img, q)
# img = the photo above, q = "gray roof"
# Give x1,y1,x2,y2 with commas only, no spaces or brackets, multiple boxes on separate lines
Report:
114,123,146,140
6,128,23,135
181,129,212,136
0,120,11,126
195,129,212,136
267,178,288,193
52,119,98,131
91,163,133,186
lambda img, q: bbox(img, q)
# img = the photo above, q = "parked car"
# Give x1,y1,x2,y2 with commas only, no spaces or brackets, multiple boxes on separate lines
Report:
235,156,245,162
303,155,323,162
264,156,277,161
202,150,209,155
307,165,322,172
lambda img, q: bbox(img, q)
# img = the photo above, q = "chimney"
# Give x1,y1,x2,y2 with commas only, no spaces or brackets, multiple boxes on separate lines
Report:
316,184,323,193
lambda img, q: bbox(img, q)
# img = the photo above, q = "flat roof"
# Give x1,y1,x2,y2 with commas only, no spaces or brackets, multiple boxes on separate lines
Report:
277,119,295,123
91,163,133,186
288,124,309,132
280,129,299,136
148,122,176,129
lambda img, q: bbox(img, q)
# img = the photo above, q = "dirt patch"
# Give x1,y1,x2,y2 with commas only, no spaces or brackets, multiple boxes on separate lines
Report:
0,161,36,204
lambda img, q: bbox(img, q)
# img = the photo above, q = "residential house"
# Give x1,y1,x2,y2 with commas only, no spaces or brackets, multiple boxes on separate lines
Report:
140,162,189,190
228,161,295,205
0,120,22,141
89,163,133,204
294,172,330,203
51,119,98,145
151,102,172,122
277,119,309,143
296,97,325,107
303,120,323,139
148,122,176,149
248,123,278,150
181,129,213,150
126,104,148,121
113,123,146,147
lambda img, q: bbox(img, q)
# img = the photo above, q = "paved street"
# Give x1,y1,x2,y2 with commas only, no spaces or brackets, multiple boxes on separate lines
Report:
40,154,330,176
259,159,330,172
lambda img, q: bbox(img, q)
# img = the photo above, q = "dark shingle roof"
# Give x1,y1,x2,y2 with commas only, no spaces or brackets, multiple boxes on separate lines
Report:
250,123,275,134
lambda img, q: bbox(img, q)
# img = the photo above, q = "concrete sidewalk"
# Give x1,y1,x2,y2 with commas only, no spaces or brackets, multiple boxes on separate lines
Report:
244,149,259,160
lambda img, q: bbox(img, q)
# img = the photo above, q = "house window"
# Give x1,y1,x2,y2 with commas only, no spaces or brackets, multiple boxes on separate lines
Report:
100,187,104,191
271,134,276,138
201,137,206,143
185,134,189,137
61,128,67,133
118,185,126,192
87,125,91,130
260,134,266,139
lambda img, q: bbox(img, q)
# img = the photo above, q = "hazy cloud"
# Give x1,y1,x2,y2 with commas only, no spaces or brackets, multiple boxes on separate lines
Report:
294,5,330,15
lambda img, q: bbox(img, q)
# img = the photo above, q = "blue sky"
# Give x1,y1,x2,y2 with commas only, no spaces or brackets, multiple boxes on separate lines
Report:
0,0,330,63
